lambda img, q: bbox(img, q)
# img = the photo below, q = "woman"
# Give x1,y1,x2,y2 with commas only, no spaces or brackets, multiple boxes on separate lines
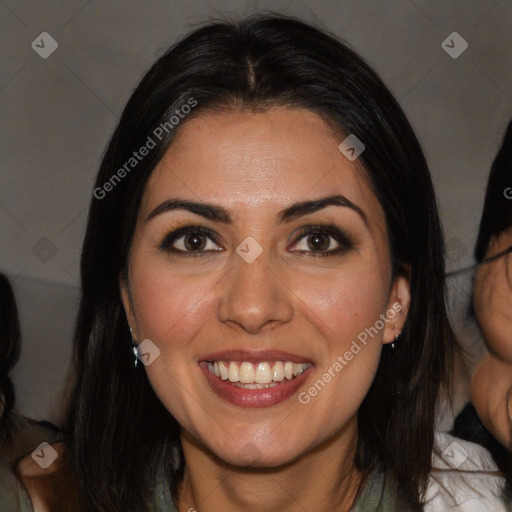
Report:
62,13,507,512
471,119,512,482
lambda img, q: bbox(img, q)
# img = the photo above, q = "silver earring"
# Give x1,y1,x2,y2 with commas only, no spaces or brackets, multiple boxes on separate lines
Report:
390,333,404,399
130,328,138,368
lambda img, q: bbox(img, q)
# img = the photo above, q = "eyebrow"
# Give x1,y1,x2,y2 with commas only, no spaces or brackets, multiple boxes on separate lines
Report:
146,194,368,226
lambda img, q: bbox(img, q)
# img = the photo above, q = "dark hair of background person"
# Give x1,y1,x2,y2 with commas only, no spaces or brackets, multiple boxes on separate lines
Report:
0,273,21,443
475,119,512,263
65,13,459,511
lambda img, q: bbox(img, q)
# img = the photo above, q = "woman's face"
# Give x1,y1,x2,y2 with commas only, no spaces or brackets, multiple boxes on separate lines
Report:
471,227,512,448
121,107,410,468
473,227,512,362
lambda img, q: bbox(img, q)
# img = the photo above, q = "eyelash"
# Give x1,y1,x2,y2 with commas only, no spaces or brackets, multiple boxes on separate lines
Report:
158,222,355,257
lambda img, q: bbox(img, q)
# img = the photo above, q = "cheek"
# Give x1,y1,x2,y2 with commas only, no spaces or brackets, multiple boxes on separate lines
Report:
128,259,219,425
471,357,512,448
296,264,388,347
291,266,387,412
129,256,218,351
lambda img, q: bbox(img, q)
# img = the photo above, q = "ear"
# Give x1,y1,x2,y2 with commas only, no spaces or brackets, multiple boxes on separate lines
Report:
382,268,411,345
119,272,138,341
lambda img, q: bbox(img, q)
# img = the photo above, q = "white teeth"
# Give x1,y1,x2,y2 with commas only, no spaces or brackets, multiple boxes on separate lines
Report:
218,361,229,380
293,363,306,377
228,361,240,382
255,362,272,384
239,362,255,383
232,381,279,389
208,360,311,385
272,361,285,381
284,362,294,380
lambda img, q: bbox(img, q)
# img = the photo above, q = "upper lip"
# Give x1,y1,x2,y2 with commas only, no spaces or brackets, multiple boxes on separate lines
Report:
200,349,313,364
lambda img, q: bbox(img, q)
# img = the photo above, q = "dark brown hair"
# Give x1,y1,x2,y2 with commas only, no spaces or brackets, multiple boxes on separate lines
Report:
66,13,457,511
475,119,512,262
0,273,21,442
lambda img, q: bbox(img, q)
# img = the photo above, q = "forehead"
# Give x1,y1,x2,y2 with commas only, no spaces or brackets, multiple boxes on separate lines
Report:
141,107,384,228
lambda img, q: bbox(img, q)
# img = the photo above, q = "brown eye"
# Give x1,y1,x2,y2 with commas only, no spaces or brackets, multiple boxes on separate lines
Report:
294,232,340,253
183,233,207,251
159,226,222,254
289,225,355,256
305,233,332,252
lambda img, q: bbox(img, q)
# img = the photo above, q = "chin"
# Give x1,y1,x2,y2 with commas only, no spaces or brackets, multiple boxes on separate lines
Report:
220,435,313,469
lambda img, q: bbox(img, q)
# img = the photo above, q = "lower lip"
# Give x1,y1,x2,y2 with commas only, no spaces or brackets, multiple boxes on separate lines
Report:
199,362,312,408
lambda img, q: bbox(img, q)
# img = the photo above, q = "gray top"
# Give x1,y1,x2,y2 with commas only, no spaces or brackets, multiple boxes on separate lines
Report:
152,465,406,512
1,428,510,511
0,411,62,512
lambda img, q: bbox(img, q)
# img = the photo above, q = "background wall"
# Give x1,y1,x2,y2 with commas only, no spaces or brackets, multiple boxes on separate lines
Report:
1,0,511,425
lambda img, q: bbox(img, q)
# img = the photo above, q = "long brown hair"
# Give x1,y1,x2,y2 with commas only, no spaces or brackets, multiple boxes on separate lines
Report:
66,13,458,511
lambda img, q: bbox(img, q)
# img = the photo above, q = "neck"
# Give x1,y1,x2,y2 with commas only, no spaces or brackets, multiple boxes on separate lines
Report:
176,416,362,512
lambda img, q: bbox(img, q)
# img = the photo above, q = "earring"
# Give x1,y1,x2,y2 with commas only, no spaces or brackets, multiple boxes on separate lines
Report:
130,328,138,368
389,332,405,399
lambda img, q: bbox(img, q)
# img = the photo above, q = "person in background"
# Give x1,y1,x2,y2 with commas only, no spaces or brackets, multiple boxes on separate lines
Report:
469,119,512,493
0,273,21,444
0,273,77,511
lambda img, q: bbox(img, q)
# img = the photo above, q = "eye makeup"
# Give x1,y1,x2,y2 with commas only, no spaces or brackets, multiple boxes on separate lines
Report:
157,220,357,258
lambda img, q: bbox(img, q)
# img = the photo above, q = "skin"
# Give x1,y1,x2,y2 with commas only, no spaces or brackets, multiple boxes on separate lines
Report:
471,226,512,449
120,107,410,512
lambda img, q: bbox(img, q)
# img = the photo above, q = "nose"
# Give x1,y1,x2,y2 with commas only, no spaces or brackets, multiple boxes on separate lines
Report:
217,251,294,334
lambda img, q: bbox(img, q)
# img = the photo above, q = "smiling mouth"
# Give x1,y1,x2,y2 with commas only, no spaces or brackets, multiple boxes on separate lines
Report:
206,360,312,389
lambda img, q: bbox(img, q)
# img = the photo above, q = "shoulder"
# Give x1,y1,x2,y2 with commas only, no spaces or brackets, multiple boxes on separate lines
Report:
0,413,78,512
423,432,509,511
0,412,63,512
0,458,33,512
16,440,81,512
1,411,61,465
